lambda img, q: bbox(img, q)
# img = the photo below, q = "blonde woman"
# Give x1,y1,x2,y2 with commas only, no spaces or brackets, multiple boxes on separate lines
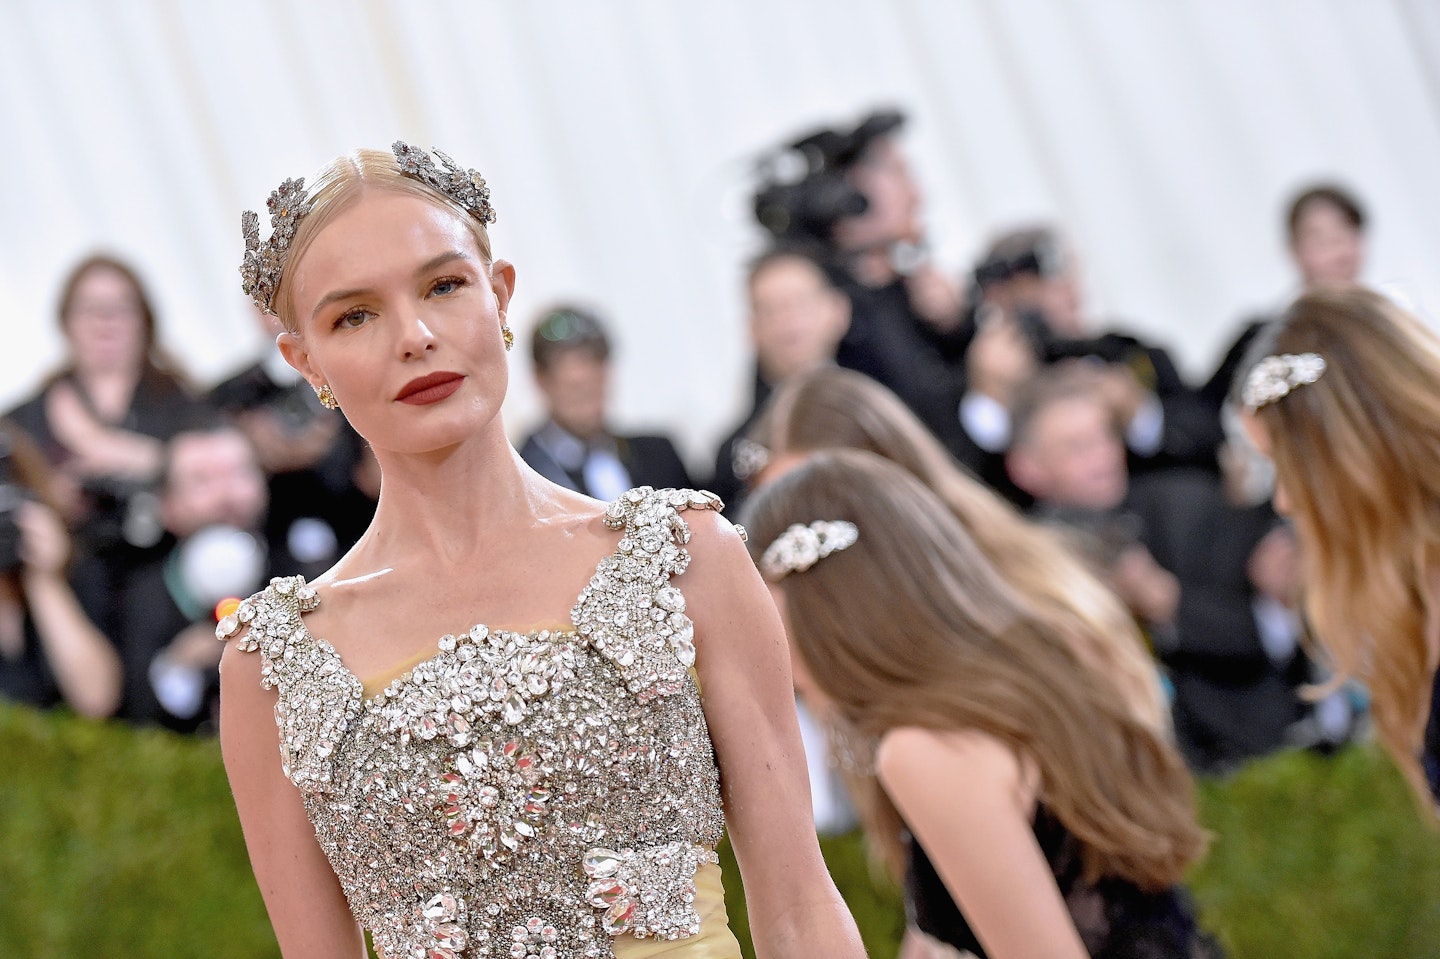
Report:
216,144,863,959
745,450,1218,959
1238,286,1440,808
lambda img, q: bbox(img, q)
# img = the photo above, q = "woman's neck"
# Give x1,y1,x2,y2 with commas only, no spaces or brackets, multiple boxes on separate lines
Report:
71,367,141,423
357,425,559,573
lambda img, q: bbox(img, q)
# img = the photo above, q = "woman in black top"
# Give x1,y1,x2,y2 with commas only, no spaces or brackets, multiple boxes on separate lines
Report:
746,451,1219,958
6,254,206,558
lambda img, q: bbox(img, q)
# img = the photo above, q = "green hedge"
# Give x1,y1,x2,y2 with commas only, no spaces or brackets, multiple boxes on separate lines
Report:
1,703,1437,958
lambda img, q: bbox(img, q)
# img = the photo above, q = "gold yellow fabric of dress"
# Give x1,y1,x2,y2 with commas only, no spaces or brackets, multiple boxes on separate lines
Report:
611,861,741,957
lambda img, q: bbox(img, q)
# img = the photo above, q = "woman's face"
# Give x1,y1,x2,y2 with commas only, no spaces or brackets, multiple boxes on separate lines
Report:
63,266,148,376
1239,410,1292,516
281,190,515,455
765,581,830,713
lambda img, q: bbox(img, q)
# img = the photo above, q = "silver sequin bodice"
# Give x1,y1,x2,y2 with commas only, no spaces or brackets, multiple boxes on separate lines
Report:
220,488,728,959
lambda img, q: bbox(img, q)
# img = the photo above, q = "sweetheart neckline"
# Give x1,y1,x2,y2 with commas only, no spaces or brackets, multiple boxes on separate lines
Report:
288,560,601,710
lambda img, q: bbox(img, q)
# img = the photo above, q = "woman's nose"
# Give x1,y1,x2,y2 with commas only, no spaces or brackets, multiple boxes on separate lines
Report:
396,311,438,359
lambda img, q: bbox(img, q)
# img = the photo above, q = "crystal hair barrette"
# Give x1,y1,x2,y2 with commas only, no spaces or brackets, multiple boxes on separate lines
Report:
1241,352,1327,411
760,520,858,580
239,141,498,314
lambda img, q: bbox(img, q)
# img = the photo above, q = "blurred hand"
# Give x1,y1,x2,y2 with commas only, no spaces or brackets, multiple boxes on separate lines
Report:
966,312,1039,405
16,500,71,580
905,264,964,333
239,408,339,475
1111,545,1180,626
1248,525,1301,608
46,382,162,481
165,621,225,671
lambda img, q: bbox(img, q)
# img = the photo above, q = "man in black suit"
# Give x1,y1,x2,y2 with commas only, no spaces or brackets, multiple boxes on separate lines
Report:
518,306,692,500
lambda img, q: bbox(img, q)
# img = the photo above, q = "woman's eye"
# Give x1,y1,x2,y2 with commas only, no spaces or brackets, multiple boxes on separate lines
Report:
335,309,372,329
430,276,466,297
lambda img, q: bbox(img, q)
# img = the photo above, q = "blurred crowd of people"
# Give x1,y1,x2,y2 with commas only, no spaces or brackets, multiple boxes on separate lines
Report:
0,255,380,732
0,106,1373,784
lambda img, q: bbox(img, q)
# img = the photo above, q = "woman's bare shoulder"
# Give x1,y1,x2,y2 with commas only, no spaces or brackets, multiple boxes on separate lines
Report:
877,726,1037,813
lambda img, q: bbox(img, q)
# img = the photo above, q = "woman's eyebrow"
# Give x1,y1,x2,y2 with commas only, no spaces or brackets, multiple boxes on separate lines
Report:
310,250,473,320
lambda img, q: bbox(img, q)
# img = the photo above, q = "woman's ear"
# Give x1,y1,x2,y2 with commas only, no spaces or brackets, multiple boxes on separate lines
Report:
490,259,517,318
277,330,323,391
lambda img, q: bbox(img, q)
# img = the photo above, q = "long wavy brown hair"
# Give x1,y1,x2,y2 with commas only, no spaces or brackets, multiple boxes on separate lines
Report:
753,367,1167,731
1248,287,1440,807
745,449,1206,891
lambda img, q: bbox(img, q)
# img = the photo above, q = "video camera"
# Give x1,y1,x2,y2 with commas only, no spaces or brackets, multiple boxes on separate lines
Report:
752,109,906,245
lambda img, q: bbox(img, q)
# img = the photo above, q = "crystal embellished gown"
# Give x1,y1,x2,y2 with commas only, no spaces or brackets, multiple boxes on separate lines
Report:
219,488,743,959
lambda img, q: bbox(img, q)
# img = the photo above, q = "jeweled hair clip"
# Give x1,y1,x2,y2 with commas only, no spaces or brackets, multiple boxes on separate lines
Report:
240,178,311,315
238,141,498,314
391,141,497,227
1241,352,1327,411
760,520,858,580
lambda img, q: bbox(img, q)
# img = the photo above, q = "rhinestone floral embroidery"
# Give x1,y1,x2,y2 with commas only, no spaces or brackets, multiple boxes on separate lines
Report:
219,489,727,958
583,841,720,939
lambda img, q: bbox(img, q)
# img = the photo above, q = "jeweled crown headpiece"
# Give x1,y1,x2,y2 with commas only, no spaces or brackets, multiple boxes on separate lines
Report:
760,520,859,580
1241,352,1327,411
239,141,498,315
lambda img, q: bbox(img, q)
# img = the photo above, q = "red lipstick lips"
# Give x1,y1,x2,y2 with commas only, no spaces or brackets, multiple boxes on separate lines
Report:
395,371,465,405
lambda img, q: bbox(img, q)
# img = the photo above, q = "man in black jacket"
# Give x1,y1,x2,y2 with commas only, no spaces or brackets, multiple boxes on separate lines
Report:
518,307,691,500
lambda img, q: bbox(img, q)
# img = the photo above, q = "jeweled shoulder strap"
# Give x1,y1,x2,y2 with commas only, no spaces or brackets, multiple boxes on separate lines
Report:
572,488,724,701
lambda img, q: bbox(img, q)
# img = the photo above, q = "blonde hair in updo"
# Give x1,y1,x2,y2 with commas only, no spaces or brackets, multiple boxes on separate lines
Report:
1250,287,1440,809
271,148,496,333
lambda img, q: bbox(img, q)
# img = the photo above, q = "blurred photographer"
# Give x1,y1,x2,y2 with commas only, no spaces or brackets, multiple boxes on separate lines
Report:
752,108,969,448
210,304,373,573
113,422,278,733
0,419,122,718
6,255,209,558
1006,367,1307,773
965,226,1222,478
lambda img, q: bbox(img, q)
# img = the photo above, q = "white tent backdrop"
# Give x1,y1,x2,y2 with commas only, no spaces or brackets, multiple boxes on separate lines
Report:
3,0,1438,471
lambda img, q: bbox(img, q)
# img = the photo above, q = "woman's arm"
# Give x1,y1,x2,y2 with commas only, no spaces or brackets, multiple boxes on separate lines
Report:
17,502,122,717
876,727,1088,959
45,382,164,481
219,639,366,958
680,513,866,959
